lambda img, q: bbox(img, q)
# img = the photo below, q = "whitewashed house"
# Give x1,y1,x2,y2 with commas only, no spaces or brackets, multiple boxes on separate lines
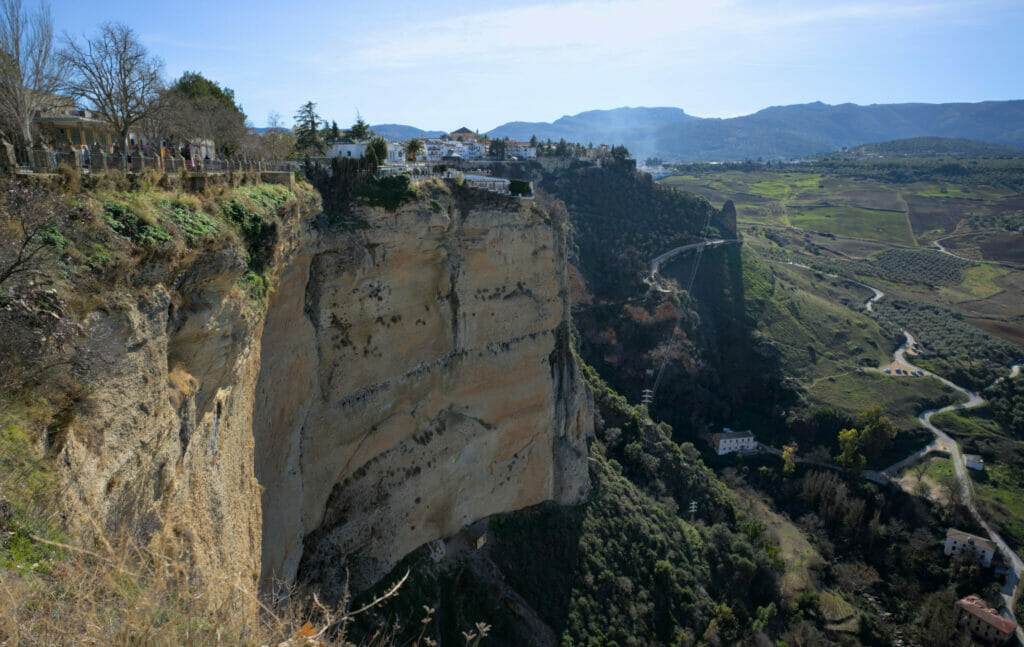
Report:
965,454,985,471
326,138,368,159
945,528,996,567
712,428,756,455
507,141,538,159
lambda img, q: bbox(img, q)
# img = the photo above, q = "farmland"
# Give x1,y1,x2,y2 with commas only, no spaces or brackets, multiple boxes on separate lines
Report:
661,159,1024,394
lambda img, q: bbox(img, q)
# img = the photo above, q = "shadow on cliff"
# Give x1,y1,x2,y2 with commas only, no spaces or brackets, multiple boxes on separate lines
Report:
653,243,796,443
342,502,586,647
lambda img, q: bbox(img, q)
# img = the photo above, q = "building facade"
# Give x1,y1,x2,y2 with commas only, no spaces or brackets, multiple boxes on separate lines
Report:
945,528,997,567
955,595,1016,644
712,429,756,455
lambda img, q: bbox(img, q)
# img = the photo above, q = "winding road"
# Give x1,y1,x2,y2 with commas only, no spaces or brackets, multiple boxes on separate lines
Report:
890,333,1024,635
773,259,1024,631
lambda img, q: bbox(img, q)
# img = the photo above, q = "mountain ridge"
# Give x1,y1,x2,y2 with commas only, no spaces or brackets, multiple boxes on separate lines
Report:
481,100,1024,161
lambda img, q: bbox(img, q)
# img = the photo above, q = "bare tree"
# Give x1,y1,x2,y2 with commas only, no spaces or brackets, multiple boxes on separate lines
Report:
0,0,66,146
60,22,162,165
0,178,63,288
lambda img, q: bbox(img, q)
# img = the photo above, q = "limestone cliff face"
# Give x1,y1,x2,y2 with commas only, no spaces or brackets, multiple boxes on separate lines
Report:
58,244,266,582
254,186,592,591
53,181,591,592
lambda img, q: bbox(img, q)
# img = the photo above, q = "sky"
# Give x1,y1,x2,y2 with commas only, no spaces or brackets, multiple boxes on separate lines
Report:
48,0,1024,131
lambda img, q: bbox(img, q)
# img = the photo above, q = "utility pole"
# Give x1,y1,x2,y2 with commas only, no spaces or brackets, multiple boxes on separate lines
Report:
641,388,653,406
689,501,697,523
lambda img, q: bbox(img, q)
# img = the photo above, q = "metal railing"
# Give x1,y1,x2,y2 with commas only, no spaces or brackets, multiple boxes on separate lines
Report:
7,146,302,176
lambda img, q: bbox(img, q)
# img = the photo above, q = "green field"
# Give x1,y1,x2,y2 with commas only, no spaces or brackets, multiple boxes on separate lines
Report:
931,407,1024,554
788,206,915,245
971,463,1024,556
805,371,964,430
740,249,891,383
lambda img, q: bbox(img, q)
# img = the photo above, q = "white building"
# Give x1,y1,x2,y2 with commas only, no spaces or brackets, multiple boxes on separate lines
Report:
965,454,985,471
385,141,405,163
507,141,537,159
712,428,756,455
326,139,368,159
945,528,996,567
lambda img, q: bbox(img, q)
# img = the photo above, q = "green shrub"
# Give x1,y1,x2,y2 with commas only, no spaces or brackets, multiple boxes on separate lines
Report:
101,202,171,247
509,179,532,196
166,200,218,246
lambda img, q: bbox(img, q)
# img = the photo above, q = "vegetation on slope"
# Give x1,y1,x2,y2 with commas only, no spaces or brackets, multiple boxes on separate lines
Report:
542,165,725,300
355,362,785,647
0,171,333,645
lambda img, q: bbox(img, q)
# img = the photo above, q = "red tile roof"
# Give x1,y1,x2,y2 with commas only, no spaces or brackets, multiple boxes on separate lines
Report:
956,595,1016,635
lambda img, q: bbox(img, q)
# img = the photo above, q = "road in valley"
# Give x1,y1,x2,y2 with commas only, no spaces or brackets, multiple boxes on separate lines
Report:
770,259,1024,633
645,239,740,292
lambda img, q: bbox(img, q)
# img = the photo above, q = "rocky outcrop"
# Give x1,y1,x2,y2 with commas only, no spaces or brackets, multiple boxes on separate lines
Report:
52,180,592,595
255,185,592,592
57,244,267,582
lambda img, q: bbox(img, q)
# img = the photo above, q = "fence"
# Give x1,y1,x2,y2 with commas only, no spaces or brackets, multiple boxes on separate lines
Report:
7,146,302,176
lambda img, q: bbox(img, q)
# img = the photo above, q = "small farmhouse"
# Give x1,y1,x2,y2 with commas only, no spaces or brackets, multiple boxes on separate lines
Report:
945,528,997,567
712,428,756,455
965,454,985,471
955,595,1016,644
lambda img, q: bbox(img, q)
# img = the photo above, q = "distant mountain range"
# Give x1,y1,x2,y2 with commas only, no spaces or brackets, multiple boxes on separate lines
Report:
479,101,1024,161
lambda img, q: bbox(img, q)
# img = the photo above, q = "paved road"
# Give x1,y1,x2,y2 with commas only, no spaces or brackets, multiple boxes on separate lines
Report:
885,331,1024,635
646,239,740,291
773,239,1024,631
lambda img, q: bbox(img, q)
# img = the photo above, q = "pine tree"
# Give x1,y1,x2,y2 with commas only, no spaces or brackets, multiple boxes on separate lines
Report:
294,101,325,155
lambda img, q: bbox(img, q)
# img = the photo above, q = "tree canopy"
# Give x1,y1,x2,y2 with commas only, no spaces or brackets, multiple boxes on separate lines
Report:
293,101,324,156
60,22,163,156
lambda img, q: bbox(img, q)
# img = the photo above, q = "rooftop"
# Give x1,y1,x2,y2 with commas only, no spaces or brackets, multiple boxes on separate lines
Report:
956,595,1016,635
947,528,997,553
714,429,754,439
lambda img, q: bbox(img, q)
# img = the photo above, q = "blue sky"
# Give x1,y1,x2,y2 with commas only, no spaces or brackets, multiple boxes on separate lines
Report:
49,0,1024,131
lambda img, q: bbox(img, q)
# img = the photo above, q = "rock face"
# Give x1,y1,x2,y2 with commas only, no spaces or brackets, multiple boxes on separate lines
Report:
54,181,592,594
57,242,270,582
255,186,592,591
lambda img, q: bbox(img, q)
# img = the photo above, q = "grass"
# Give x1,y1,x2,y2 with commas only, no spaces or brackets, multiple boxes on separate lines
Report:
921,455,955,482
936,263,1009,302
909,182,1013,201
931,406,1024,554
742,251,892,383
748,174,826,201
804,371,964,430
788,205,915,246
738,489,824,600
970,462,1024,556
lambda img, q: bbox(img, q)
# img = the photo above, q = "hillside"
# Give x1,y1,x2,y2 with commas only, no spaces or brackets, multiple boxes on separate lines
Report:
831,137,1024,159
488,106,693,143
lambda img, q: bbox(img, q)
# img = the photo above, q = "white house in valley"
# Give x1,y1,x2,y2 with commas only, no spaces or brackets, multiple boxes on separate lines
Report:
945,528,997,567
712,428,756,455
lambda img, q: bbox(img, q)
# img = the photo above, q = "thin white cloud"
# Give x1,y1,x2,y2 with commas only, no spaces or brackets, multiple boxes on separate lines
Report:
318,0,960,73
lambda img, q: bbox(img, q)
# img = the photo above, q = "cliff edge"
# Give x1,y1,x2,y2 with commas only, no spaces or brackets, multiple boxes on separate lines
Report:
255,181,592,591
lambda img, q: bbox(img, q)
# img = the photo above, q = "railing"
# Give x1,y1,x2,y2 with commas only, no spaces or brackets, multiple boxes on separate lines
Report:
7,146,303,176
